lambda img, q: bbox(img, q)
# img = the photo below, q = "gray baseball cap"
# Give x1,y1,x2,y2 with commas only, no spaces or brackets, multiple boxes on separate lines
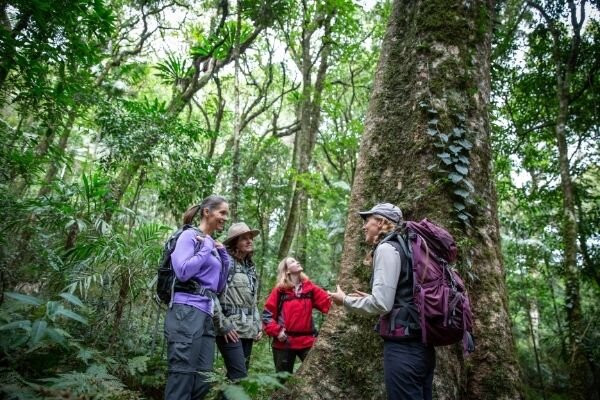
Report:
358,203,403,224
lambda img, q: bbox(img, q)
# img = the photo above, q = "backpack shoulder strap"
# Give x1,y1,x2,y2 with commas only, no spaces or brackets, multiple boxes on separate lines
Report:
277,290,288,317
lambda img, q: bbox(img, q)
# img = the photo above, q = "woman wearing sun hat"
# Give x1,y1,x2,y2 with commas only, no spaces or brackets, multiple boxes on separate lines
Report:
214,222,263,381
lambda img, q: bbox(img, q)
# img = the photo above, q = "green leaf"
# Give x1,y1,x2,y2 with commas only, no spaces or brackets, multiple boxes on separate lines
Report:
452,127,464,137
222,385,251,400
429,118,439,125
0,320,32,331
437,152,451,164
439,133,448,143
5,292,43,306
448,173,463,183
55,307,88,324
449,145,462,154
426,128,437,136
59,292,85,308
453,202,466,211
458,155,469,164
46,301,60,320
454,189,469,198
457,212,470,221
457,139,473,150
30,320,48,344
455,164,469,175
462,178,475,192
45,327,68,346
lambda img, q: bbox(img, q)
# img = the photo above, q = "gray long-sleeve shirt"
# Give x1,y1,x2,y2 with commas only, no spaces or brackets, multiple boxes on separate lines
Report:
343,242,401,316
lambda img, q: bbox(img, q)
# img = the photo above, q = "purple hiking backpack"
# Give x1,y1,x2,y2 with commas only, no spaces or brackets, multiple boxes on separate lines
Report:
377,219,475,353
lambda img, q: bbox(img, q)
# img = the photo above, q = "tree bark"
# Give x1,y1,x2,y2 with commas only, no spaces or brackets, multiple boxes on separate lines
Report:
38,111,76,197
230,3,243,221
277,1,522,399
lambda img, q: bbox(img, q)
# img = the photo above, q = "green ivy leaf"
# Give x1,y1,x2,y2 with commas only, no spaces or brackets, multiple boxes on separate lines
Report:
427,128,437,136
439,133,448,143
437,153,452,165
454,189,469,198
458,155,469,164
457,139,473,150
449,173,463,183
462,178,475,192
452,127,464,137
449,145,462,154
453,202,466,211
429,118,439,125
455,164,469,175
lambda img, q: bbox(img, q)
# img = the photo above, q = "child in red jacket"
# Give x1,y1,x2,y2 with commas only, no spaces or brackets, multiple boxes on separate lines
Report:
262,257,331,373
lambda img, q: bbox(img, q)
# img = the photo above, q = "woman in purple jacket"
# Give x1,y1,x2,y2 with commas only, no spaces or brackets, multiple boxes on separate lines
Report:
164,195,231,400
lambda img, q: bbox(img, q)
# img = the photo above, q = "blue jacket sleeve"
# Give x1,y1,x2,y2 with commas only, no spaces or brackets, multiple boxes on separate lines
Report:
171,230,215,282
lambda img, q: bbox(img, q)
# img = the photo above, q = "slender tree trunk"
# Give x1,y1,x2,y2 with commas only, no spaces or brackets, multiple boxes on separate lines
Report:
277,1,522,399
521,261,546,400
38,112,76,197
230,3,243,221
555,68,589,398
543,256,569,361
295,195,308,266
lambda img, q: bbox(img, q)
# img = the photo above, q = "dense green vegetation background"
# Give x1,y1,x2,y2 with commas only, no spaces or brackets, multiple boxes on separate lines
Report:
0,0,598,399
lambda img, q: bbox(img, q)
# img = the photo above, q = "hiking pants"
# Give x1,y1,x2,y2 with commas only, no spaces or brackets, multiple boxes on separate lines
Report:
383,340,436,400
216,336,254,380
272,347,310,374
164,304,215,400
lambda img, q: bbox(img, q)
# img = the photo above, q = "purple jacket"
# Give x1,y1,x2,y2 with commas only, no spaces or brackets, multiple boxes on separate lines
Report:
171,229,230,316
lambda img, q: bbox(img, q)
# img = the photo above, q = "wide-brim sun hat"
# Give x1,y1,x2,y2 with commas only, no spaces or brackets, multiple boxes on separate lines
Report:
358,202,403,224
223,222,260,245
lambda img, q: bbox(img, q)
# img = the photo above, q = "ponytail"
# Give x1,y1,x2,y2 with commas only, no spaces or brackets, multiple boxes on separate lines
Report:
181,195,227,225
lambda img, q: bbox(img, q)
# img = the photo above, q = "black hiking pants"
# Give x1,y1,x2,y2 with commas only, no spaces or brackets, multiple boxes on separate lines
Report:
216,336,254,380
383,340,436,400
272,347,310,374
164,304,215,400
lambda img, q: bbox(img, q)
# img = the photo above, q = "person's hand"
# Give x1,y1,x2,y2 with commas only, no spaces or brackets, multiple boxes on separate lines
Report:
224,329,240,343
255,331,263,341
214,240,225,250
277,328,287,342
327,285,346,306
196,235,205,243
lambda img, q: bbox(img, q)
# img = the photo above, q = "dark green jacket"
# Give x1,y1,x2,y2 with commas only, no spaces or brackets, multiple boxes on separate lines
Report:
214,257,261,338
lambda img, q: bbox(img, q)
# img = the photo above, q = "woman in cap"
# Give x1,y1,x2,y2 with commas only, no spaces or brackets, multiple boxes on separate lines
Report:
164,195,230,400
262,257,331,375
214,222,263,381
329,202,435,400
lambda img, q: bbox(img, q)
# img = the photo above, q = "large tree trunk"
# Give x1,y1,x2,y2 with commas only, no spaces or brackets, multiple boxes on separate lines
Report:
278,1,522,399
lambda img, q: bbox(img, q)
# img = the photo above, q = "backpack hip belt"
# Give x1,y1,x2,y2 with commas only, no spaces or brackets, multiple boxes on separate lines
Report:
222,304,254,316
285,330,317,337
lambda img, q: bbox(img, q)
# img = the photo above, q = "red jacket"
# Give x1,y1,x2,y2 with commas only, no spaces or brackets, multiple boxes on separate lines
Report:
262,279,331,350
